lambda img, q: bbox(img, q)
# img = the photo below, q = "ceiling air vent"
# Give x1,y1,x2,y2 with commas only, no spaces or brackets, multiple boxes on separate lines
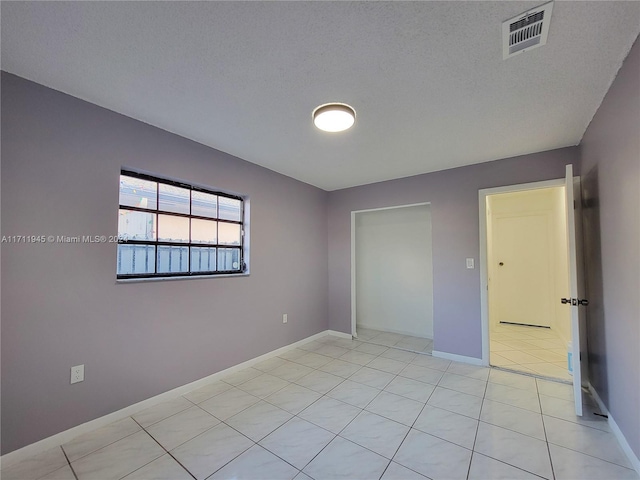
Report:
502,1,554,59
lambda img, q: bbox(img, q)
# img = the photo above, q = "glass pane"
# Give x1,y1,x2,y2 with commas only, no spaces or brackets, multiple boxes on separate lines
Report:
158,183,190,214
157,214,189,242
192,191,218,218
191,219,217,244
118,209,156,241
218,222,241,245
218,248,240,271
117,244,155,275
218,196,241,222
119,175,157,210
191,247,216,273
157,245,189,273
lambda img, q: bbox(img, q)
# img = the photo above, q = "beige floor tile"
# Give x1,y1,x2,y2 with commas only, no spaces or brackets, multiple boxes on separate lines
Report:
209,445,298,480
122,454,193,480
146,406,219,450
170,423,253,480
72,431,164,480
394,429,472,480
62,417,141,462
1,447,68,480
303,436,389,480
7,328,632,480
474,422,552,479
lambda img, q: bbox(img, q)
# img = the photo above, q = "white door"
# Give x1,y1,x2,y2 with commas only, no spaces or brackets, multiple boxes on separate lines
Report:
493,213,553,327
565,164,587,416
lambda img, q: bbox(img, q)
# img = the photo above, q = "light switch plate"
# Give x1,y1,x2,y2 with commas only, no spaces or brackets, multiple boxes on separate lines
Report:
466,258,475,269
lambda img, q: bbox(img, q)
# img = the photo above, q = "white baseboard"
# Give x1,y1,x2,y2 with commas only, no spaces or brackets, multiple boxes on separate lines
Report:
588,383,640,475
432,350,484,366
356,324,432,340
327,330,352,339
1,330,335,468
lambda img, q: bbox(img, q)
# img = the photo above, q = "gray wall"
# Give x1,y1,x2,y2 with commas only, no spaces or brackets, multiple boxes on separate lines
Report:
328,149,579,358
580,36,639,459
1,73,329,454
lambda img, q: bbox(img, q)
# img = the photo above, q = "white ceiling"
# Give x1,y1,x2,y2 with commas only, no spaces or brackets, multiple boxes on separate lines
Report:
2,2,639,191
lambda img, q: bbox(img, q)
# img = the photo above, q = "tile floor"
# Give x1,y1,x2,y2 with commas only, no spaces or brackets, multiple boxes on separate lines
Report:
490,323,572,381
356,327,433,355
3,334,638,480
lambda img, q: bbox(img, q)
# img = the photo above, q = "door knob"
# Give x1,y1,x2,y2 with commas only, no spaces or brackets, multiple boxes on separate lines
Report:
561,298,589,306
499,262,504,266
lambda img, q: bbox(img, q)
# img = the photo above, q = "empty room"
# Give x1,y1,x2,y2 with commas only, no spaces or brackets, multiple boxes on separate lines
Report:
1,2,639,480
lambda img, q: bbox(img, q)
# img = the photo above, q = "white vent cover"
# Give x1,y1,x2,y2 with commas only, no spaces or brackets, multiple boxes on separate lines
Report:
503,1,554,59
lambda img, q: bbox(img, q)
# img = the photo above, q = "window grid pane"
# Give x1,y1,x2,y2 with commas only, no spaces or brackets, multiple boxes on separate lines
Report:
158,184,190,214
191,247,217,273
191,218,218,244
192,191,218,219
117,244,156,275
217,248,240,271
119,175,158,210
118,209,156,241
157,214,190,242
218,222,241,245
157,245,189,273
218,196,242,222
118,171,244,278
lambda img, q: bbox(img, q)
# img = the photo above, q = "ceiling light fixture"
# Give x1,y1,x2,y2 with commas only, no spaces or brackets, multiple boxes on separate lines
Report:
312,103,356,132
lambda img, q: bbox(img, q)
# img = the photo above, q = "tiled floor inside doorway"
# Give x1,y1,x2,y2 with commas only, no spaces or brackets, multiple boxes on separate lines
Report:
356,327,433,355
490,323,572,381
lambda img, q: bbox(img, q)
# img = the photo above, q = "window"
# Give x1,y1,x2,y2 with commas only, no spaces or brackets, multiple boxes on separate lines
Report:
117,170,245,279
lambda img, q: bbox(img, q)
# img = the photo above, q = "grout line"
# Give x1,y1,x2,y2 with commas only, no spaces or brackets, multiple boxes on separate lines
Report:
536,378,556,480
154,445,198,480
164,452,198,480
28,335,602,480
59,445,80,480
132,414,209,474
467,372,485,480
190,421,255,479
118,421,183,480
333,370,413,477
58,424,143,465
379,372,441,478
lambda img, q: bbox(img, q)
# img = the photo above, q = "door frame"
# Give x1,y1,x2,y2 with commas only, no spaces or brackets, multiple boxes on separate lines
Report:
478,179,565,366
350,202,431,338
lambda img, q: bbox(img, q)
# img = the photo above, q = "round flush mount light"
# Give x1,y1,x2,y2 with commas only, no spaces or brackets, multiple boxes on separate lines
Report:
312,103,356,132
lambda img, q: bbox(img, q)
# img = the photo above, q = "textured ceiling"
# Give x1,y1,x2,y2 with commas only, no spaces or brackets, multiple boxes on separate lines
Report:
2,1,639,190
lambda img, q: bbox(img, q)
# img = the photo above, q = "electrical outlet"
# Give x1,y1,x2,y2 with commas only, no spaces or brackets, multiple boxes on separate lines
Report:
71,364,84,384
282,314,288,324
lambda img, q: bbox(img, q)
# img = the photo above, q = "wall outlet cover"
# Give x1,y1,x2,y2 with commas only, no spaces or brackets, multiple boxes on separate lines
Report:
71,365,84,384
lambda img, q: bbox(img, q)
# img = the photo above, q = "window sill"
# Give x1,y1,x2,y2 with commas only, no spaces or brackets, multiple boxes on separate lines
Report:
116,272,250,284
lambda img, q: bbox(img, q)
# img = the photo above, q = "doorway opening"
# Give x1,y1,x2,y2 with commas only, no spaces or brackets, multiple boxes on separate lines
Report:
351,203,434,355
481,180,573,381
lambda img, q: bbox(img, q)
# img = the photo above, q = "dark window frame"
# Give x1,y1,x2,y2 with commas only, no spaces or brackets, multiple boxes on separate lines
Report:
117,169,245,279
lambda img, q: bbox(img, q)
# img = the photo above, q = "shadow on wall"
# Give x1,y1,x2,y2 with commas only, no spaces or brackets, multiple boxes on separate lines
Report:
581,166,608,403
